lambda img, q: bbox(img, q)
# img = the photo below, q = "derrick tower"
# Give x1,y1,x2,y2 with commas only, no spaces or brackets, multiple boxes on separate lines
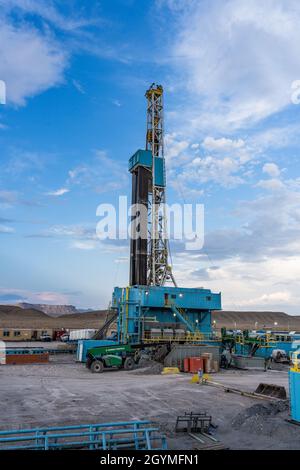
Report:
129,84,176,287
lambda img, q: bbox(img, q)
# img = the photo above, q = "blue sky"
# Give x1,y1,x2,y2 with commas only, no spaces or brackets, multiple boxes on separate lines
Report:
1,0,300,313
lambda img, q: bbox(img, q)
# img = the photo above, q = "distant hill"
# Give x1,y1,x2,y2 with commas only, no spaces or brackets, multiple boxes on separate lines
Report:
0,305,50,320
17,303,93,317
212,310,300,330
0,305,107,329
1,304,300,331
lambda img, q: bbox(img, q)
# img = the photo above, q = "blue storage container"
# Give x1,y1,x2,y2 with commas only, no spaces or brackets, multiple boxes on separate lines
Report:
289,370,300,422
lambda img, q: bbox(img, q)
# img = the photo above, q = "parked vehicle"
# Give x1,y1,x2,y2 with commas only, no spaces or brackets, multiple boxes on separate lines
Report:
60,334,70,342
40,334,52,342
86,343,141,373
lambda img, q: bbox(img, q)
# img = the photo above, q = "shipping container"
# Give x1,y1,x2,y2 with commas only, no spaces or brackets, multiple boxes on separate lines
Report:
189,357,204,373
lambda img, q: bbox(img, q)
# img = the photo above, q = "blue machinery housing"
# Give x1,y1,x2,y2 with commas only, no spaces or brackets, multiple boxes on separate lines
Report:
112,285,222,345
129,149,165,187
0,420,167,450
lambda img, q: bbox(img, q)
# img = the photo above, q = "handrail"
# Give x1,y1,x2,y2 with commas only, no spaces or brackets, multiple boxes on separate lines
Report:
0,420,167,450
0,420,151,436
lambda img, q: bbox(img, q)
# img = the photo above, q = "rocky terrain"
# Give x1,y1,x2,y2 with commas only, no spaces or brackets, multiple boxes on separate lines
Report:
17,303,92,317
0,305,107,329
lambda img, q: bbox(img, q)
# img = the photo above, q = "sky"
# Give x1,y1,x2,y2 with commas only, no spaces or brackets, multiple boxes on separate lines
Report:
1,0,300,313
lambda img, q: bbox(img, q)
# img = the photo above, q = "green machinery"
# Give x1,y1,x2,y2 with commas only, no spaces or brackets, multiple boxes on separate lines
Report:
221,328,280,358
86,343,141,373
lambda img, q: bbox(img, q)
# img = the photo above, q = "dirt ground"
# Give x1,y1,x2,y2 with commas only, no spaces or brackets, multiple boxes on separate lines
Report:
0,354,299,450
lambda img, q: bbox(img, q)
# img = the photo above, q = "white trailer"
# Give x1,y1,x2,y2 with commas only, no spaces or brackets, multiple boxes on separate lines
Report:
69,329,97,341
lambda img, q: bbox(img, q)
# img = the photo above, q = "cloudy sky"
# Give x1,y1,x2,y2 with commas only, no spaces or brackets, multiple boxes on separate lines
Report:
1,0,300,313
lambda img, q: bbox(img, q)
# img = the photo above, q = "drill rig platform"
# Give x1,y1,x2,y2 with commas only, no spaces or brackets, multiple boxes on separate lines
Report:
112,285,221,345
80,85,222,365
110,84,221,346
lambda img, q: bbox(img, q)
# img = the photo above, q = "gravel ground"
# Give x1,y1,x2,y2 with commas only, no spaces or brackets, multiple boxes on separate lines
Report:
0,354,299,450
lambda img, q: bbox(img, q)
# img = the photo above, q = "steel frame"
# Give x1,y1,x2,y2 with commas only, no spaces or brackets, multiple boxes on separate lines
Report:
0,420,167,450
145,84,176,287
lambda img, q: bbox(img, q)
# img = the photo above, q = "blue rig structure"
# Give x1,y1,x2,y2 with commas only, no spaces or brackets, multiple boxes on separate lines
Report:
111,84,221,347
113,286,221,345
78,84,222,363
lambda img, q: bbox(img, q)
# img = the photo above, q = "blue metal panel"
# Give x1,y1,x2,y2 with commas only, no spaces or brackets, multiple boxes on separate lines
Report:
112,285,221,344
128,150,165,187
76,340,117,362
154,157,165,187
134,285,221,310
235,341,297,359
5,348,45,355
289,370,300,422
128,149,152,171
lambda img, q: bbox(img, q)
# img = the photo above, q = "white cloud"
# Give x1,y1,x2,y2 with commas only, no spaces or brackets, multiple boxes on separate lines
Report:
263,163,281,178
202,137,245,152
1,1,93,31
236,291,291,307
190,155,244,187
0,286,69,304
165,133,189,161
0,190,18,204
0,1,103,105
0,190,19,208
256,178,285,191
190,143,199,150
114,256,128,263
46,188,70,197
72,240,97,251
113,99,122,107
46,224,95,239
72,80,85,94
68,149,127,194
169,180,300,313
0,20,68,105
0,224,14,234
164,0,300,130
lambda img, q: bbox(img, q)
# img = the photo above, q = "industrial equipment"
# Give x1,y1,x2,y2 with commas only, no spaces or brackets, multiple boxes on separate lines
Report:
114,84,221,344
221,328,296,360
85,85,222,368
86,343,141,373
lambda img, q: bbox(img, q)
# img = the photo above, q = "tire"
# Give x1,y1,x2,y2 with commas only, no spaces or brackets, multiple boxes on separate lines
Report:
91,360,104,373
124,357,134,370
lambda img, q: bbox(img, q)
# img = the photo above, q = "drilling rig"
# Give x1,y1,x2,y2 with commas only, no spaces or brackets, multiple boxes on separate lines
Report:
81,85,222,368
129,84,176,287
111,84,221,346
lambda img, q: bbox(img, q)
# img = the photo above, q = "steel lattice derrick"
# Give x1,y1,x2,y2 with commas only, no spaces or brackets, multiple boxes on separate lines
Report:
145,84,176,287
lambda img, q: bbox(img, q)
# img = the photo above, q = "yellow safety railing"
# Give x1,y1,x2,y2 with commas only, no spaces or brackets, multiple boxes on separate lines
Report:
142,331,208,343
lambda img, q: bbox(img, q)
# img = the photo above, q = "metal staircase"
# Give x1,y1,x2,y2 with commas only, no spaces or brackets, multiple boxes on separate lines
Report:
171,305,197,333
93,302,118,340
